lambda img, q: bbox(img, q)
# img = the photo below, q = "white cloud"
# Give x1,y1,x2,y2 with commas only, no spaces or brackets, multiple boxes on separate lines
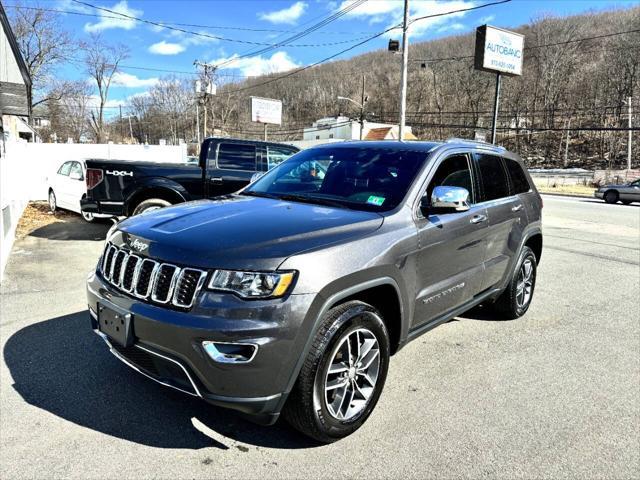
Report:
259,1,307,25
148,41,186,55
111,72,159,88
210,51,300,77
437,22,466,33
84,1,142,33
338,0,477,38
478,15,495,25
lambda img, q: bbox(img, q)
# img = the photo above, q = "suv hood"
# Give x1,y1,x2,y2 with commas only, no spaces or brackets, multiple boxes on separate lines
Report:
114,195,383,270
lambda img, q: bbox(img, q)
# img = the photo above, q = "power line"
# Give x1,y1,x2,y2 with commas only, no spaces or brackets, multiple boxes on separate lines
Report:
3,3,378,35
218,0,512,95
213,0,368,69
68,0,371,48
411,27,640,64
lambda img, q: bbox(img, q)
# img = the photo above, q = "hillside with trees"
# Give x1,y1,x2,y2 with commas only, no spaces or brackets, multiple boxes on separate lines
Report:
11,4,640,168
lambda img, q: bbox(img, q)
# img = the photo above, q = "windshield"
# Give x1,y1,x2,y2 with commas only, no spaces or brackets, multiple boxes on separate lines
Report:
244,146,428,211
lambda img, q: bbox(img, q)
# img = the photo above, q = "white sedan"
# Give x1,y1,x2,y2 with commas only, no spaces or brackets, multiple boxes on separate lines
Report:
48,160,111,222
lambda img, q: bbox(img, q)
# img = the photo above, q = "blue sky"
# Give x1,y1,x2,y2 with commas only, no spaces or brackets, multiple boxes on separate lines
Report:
10,0,639,112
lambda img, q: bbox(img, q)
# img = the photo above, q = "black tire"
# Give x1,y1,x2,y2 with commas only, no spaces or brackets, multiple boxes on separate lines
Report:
604,190,619,204
132,198,172,216
48,189,57,213
283,301,390,443
493,246,537,320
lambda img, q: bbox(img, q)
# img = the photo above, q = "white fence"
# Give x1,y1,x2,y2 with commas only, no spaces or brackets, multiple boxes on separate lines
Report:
0,142,187,281
1,141,29,281
21,143,187,201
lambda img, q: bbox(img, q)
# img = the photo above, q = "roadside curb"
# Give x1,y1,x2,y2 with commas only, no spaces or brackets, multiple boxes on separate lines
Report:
538,192,593,199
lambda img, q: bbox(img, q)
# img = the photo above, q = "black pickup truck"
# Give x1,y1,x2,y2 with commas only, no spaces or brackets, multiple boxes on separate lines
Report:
80,137,299,216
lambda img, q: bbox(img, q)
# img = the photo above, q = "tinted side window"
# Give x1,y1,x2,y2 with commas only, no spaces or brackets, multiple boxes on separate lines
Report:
476,154,509,201
267,146,296,170
427,155,474,203
217,143,256,171
58,162,72,176
504,158,531,194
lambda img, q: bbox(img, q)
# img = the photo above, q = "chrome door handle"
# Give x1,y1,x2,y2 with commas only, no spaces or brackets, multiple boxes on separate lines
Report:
470,214,487,224
211,177,223,184
511,204,523,212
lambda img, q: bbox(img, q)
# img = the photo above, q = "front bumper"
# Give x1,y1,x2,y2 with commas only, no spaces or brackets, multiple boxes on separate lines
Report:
81,198,126,216
594,191,604,199
87,270,317,421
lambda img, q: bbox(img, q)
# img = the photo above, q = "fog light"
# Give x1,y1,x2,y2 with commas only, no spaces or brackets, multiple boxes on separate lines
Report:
202,341,257,364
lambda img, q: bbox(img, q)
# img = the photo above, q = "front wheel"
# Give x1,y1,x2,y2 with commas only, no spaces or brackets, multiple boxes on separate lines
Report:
132,198,172,216
493,246,537,320
604,190,619,204
283,301,390,443
48,190,57,213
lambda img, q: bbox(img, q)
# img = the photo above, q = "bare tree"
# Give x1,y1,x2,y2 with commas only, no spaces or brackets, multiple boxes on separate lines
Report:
7,1,73,119
82,33,129,143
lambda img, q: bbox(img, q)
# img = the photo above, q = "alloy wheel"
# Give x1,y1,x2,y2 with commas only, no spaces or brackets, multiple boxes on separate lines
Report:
49,191,56,211
324,327,380,421
516,258,534,309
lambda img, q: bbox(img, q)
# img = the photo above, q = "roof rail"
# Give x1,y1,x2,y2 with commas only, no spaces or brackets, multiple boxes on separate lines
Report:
445,138,506,151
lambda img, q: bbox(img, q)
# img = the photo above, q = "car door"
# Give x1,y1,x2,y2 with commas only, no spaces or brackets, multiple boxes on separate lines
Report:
474,153,526,291
412,153,489,328
207,142,258,197
620,179,640,202
54,161,73,209
66,162,86,214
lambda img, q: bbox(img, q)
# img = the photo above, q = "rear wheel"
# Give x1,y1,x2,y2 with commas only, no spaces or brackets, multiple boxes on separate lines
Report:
81,210,95,223
493,246,537,320
48,190,57,213
283,301,390,443
132,198,172,216
604,190,619,204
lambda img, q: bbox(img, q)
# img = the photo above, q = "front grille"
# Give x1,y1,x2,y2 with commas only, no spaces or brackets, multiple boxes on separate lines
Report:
99,243,207,309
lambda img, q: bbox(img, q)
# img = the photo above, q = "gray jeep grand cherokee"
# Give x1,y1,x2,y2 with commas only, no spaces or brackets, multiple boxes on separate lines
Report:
87,140,542,442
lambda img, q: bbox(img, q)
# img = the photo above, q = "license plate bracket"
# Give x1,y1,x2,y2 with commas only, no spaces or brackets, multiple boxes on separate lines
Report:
98,303,133,347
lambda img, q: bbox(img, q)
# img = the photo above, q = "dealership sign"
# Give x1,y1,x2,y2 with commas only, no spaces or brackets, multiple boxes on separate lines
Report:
474,25,524,76
250,97,282,125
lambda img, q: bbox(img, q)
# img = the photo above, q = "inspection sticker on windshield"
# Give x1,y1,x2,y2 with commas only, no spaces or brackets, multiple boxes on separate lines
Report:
367,195,386,206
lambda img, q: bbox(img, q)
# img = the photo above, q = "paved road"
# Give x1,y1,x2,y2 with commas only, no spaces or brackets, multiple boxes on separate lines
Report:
1,197,638,479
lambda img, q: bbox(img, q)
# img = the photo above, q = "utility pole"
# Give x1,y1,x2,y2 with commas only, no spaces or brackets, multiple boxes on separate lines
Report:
398,0,409,141
195,101,201,145
628,96,632,170
128,115,134,143
119,105,124,142
359,75,366,140
194,60,217,138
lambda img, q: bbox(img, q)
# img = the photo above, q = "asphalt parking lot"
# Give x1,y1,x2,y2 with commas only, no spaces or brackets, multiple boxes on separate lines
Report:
1,196,638,479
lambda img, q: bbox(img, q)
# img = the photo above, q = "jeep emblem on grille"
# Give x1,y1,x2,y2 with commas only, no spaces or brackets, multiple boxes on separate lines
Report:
130,238,149,252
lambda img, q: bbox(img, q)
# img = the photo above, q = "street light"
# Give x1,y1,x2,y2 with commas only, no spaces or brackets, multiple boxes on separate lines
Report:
337,76,368,140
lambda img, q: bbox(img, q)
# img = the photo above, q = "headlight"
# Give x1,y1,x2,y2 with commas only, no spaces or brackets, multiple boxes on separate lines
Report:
208,270,295,299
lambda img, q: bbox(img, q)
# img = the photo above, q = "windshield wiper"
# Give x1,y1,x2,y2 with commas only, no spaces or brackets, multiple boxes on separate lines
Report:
277,193,348,209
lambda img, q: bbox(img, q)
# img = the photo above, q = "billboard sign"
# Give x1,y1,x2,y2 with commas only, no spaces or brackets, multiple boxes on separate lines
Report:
474,25,524,76
251,97,282,125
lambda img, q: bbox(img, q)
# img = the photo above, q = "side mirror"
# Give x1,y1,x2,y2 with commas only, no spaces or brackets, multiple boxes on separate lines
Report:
424,186,470,213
